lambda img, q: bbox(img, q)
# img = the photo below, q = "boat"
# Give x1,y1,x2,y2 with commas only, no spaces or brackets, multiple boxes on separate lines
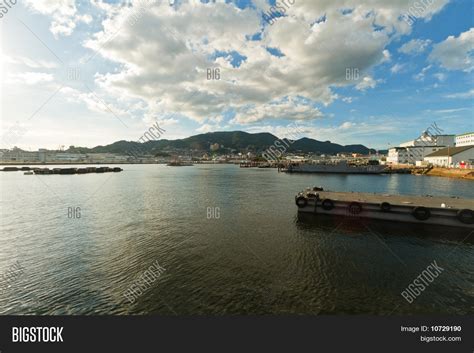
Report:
285,160,386,174
167,161,193,167
295,187,474,229
31,167,122,175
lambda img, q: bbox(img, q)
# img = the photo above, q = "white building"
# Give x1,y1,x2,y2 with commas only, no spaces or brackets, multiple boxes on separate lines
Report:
455,132,474,147
387,147,409,164
399,134,455,148
389,132,456,165
387,146,444,165
0,148,39,162
54,153,84,162
424,146,474,168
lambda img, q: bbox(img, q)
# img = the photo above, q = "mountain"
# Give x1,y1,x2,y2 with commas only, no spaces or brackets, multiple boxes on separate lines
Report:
67,131,376,155
290,137,375,154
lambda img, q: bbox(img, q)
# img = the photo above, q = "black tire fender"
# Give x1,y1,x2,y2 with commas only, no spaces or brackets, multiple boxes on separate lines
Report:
380,202,391,212
412,207,431,221
296,196,308,208
457,209,474,224
347,202,363,215
321,199,334,211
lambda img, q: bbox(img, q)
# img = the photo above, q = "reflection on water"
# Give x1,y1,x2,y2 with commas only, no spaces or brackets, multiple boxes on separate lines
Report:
0,164,473,315
296,213,474,243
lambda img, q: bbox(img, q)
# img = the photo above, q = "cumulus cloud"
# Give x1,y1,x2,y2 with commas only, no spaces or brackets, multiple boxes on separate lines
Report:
429,28,474,72
37,0,446,126
232,98,324,124
61,86,130,118
398,39,432,55
269,0,449,32
24,0,90,37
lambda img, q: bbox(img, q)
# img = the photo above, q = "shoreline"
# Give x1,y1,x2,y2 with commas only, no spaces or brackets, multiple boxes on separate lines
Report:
1,163,473,180
423,167,474,181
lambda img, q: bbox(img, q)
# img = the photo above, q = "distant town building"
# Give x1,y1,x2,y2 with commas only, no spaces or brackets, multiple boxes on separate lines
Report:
0,148,39,162
388,132,455,165
387,147,408,164
54,153,84,162
387,146,445,165
424,146,474,168
399,133,455,148
0,148,130,163
433,135,456,147
38,149,47,162
455,132,474,147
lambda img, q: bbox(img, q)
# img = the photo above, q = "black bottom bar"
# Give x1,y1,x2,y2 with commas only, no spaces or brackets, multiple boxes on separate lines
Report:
0,316,472,353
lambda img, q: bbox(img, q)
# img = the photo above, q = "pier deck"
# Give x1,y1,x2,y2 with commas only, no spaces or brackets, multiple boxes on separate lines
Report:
295,188,474,229
311,191,473,210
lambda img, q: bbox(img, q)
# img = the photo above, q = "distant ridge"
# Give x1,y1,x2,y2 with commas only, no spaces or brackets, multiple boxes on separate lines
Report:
65,131,377,155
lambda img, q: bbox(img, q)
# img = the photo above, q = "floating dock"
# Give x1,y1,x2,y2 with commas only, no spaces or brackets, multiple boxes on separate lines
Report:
1,166,123,174
295,187,474,229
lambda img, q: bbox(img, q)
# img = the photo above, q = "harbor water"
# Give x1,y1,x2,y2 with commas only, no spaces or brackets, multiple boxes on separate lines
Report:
0,164,473,315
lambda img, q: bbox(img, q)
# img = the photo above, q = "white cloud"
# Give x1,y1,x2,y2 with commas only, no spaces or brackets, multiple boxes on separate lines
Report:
398,39,432,55
356,76,377,90
433,72,447,82
381,49,391,62
246,119,400,147
2,55,58,69
233,99,324,124
390,63,405,74
430,107,470,114
413,65,432,81
444,89,474,99
342,97,354,103
61,86,130,118
75,0,449,124
340,121,355,129
24,0,90,37
196,123,221,134
7,72,54,85
270,0,449,32
429,28,474,72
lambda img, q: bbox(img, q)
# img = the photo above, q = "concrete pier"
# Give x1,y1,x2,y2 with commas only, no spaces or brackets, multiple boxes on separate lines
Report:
295,188,474,229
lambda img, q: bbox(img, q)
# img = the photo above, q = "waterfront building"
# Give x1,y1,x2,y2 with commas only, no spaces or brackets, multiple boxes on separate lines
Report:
387,147,408,164
455,132,474,147
84,153,129,163
387,146,444,165
399,133,455,148
0,148,39,162
54,153,84,162
38,149,47,162
424,146,474,168
388,132,456,165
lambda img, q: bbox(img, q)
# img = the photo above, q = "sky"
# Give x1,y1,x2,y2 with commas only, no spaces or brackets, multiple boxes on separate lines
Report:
0,0,473,150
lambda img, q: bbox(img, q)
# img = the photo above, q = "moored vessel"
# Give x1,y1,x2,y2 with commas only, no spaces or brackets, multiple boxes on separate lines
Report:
167,161,193,166
285,160,386,174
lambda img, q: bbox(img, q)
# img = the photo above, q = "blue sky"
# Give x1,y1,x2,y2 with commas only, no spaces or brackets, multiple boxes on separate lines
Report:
0,0,473,150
